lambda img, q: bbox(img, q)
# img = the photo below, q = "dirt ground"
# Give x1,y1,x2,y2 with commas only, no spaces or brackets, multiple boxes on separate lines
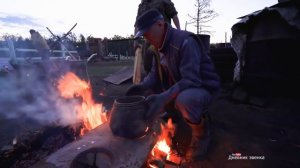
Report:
1,60,300,168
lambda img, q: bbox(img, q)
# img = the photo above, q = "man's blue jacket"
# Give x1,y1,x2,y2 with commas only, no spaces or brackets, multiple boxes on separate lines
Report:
142,23,221,103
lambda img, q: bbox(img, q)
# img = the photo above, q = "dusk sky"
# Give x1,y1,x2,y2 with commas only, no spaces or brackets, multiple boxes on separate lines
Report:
0,0,278,43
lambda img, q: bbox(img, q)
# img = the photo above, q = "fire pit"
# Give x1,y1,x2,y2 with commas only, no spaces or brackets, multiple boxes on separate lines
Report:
70,147,114,168
30,108,183,168
33,122,156,168
31,95,160,168
30,74,181,168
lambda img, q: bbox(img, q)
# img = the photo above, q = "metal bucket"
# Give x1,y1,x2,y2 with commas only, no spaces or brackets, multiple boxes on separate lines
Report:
109,96,148,139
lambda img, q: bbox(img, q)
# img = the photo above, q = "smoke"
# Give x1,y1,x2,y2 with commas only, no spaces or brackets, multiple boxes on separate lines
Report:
0,64,81,127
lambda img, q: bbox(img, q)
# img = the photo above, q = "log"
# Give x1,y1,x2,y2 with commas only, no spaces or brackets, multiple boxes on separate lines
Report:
133,47,142,84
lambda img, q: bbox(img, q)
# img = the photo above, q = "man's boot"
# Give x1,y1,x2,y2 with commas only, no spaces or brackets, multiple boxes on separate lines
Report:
184,114,211,163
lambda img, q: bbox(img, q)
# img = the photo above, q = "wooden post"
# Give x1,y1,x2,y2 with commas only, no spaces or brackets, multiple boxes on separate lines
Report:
7,39,16,61
60,43,66,58
133,47,142,84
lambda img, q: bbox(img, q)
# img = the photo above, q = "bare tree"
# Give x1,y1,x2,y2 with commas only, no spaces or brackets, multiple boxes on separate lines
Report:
187,0,218,34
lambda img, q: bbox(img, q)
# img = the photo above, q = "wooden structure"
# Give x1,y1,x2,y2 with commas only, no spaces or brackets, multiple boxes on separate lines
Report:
231,0,300,97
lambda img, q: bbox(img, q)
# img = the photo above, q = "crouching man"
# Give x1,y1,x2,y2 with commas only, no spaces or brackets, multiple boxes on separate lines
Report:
126,9,221,164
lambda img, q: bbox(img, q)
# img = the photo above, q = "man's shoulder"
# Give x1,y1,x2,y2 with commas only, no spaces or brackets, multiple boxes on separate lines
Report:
166,29,190,47
173,29,197,41
172,29,193,39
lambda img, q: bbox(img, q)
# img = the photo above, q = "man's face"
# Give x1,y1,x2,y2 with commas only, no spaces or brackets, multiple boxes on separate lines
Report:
143,20,165,48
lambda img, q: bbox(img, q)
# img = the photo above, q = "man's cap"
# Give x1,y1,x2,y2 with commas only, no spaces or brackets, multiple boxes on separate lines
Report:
135,9,163,38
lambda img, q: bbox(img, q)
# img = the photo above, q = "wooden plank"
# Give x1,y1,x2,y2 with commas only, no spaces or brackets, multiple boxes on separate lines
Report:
103,66,134,85
133,47,142,84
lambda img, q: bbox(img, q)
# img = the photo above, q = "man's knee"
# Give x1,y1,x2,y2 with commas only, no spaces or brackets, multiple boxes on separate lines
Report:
175,91,193,108
175,88,212,123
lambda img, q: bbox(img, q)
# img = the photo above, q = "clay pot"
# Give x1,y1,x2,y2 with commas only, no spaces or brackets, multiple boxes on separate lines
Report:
109,96,148,139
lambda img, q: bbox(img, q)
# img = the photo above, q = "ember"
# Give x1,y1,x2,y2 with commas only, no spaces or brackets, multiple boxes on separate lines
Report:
57,72,107,135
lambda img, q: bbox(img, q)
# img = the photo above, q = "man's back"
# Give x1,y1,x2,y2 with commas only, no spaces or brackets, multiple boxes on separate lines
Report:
29,30,51,61
30,31,50,51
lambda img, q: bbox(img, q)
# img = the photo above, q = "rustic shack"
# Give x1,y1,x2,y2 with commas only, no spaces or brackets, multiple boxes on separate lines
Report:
231,0,300,97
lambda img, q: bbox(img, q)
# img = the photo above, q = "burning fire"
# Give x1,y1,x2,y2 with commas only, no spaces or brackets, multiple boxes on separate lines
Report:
149,119,176,167
57,72,107,135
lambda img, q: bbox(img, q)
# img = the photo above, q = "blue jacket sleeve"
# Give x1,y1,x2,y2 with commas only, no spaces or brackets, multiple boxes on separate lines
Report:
161,36,203,102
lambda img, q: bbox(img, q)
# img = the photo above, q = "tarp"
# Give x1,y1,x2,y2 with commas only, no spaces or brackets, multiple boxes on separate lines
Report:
230,1,300,82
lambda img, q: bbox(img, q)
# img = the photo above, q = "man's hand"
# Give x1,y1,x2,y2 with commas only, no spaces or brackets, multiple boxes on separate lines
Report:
125,84,145,96
145,94,167,119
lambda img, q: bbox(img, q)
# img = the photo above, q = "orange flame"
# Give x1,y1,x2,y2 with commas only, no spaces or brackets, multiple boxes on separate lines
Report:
57,72,107,135
150,119,175,160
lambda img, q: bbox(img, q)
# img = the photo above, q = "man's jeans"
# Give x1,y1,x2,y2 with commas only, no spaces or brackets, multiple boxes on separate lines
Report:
174,88,212,124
